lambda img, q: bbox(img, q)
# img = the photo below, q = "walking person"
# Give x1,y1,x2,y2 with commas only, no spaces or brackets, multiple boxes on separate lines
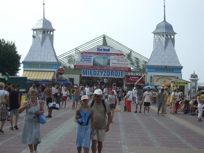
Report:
108,91,116,123
19,90,44,153
160,87,169,114
72,89,77,109
90,89,111,153
142,87,151,115
170,88,177,114
197,93,203,122
126,87,133,112
54,86,61,107
175,88,180,113
62,87,69,108
157,88,165,116
43,84,54,118
0,83,9,134
151,89,157,105
134,85,143,113
9,84,21,130
75,95,95,153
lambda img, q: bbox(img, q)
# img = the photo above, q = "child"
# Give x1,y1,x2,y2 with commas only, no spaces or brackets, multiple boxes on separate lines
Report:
62,87,69,108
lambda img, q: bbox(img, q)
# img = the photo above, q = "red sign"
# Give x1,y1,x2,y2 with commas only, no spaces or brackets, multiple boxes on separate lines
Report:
125,76,144,84
57,68,65,75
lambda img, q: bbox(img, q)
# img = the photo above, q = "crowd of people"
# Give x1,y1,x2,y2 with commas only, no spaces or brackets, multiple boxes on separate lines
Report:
0,81,204,153
125,85,204,121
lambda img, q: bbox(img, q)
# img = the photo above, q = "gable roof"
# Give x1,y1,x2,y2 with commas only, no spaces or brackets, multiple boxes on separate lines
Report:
146,38,182,67
58,34,148,68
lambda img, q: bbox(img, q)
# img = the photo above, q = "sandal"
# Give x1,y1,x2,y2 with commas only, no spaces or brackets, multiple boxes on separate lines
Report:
14,125,19,130
0,129,4,133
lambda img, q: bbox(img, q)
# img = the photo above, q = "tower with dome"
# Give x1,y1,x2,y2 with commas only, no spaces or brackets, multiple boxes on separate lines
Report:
145,0,183,86
22,2,60,81
189,72,199,97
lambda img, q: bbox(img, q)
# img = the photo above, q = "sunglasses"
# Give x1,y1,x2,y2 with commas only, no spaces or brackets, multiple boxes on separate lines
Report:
95,95,101,98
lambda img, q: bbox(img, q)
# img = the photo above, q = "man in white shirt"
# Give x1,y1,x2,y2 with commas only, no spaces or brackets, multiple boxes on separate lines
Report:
132,87,137,104
142,87,151,115
126,87,133,112
85,85,90,98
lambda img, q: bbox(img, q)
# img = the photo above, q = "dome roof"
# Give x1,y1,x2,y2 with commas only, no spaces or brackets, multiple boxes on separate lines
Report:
153,20,176,34
32,18,55,30
190,72,198,78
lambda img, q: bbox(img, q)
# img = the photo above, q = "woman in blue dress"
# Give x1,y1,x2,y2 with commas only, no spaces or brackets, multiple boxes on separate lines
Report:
19,90,44,153
75,95,95,153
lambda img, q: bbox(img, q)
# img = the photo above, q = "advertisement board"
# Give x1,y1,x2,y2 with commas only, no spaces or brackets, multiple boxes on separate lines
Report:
81,69,125,78
74,46,130,71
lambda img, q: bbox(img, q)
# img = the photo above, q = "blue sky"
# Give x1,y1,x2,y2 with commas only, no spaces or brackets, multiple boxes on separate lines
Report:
0,0,204,83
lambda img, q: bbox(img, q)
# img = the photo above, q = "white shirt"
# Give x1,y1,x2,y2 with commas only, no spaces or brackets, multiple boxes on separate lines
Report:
143,91,151,102
175,92,180,101
132,89,137,98
126,91,133,101
85,87,90,95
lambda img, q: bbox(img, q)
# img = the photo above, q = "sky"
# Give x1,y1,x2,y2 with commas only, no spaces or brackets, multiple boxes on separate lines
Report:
0,0,204,84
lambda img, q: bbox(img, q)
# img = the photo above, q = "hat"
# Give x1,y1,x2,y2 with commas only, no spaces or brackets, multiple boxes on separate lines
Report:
173,87,177,91
94,89,103,95
81,95,89,101
111,91,114,94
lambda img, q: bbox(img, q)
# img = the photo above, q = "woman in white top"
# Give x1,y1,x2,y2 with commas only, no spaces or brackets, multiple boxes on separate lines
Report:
62,87,69,108
197,93,203,122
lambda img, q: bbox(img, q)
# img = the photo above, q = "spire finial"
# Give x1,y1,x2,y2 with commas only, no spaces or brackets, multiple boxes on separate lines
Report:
43,0,45,18
164,0,166,21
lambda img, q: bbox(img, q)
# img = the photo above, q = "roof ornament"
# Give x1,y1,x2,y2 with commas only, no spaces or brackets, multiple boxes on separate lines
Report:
43,0,45,19
164,0,166,21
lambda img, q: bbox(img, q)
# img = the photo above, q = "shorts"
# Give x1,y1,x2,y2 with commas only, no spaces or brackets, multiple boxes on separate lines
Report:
62,96,67,101
136,100,142,105
91,129,106,142
144,102,150,106
46,97,52,106
10,109,19,117
109,104,115,109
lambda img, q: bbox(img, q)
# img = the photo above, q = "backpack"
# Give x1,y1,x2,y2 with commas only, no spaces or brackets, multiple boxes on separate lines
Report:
90,99,107,113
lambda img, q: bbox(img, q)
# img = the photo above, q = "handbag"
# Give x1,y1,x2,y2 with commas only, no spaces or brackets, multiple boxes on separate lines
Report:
48,102,60,110
39,114,47,124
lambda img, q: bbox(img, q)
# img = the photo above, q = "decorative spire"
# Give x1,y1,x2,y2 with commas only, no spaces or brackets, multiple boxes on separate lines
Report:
43,0,45,18
164,0,166,21
102,35,108,46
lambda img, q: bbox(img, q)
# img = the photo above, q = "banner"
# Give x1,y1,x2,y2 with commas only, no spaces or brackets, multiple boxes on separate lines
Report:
75,46,130,71
153,76,175,86
81,69,125,78
125,76,144,84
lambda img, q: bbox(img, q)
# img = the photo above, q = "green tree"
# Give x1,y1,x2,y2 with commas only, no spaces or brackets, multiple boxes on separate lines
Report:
0,39,21,75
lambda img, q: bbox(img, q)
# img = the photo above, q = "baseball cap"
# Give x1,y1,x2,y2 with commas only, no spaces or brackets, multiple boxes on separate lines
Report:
81,95,89,101
94,89,103,95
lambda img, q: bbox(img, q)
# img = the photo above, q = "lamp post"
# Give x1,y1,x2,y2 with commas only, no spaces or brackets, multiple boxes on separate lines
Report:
150,76,153,85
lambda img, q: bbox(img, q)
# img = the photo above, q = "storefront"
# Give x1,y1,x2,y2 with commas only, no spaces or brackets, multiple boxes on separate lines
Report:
74,45,131,87
125,72,145,87
171,79,190,95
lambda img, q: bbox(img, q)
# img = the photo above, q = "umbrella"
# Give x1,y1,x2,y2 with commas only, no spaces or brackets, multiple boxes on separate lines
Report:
156,86,163,90
36,80,52,85
54,80,72,85
143,85,156,90
26,80,34,84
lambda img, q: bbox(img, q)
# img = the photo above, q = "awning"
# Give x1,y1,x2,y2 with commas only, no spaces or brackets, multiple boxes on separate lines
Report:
22,71,54,81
